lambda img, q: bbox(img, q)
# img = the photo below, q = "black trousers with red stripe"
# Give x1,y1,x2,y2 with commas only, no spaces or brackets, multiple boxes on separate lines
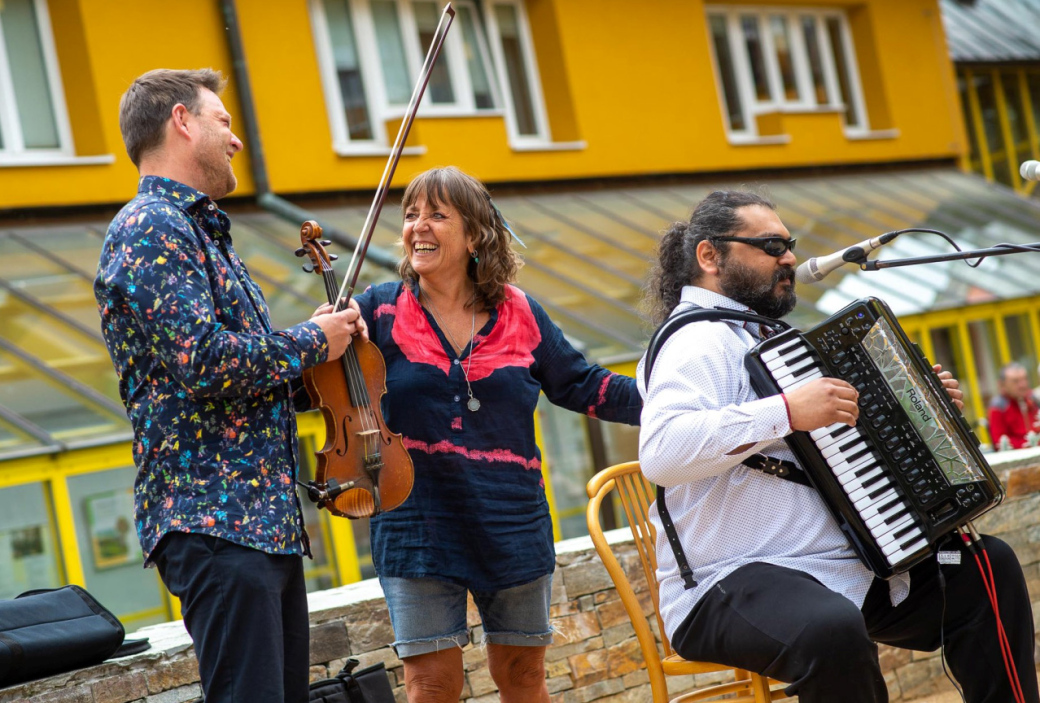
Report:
671,535,1037,703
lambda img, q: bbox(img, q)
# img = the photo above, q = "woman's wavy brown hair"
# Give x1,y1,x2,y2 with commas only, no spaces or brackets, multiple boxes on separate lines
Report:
399,167,523,311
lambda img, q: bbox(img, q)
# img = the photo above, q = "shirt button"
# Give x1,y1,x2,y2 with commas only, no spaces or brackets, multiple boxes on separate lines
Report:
453,359,459,365
454,395,460,402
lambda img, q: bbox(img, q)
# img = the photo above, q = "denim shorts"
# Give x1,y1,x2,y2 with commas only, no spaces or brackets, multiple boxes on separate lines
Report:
378,573,554,658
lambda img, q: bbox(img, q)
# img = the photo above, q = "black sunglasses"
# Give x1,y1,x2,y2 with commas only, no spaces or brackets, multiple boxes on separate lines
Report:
712,236,796,257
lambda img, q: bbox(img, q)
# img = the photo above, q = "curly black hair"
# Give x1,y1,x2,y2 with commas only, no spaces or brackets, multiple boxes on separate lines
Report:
644,190,776,325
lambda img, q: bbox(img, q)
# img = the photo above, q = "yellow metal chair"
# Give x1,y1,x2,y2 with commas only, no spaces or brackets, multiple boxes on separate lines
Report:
586,461,792,702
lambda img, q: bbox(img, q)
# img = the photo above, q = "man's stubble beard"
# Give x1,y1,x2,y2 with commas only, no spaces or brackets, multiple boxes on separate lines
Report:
196,128,237,200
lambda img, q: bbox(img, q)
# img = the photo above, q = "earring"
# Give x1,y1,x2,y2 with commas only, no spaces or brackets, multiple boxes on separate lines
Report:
471,251,479,263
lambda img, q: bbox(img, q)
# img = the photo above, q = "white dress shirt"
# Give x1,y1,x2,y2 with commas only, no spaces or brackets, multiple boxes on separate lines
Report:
638,286,909,641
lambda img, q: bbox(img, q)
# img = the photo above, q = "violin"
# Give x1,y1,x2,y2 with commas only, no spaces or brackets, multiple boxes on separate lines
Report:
296,221,413,518
293,3,454,518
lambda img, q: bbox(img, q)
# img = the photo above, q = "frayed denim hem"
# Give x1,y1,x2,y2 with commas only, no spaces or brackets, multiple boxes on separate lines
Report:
393,631,470,658
480,627,555,649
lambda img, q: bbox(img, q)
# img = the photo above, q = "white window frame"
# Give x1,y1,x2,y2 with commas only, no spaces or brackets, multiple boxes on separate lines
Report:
706,5,869,143
483,0,551,145
311,0,555,153
0,0,76,164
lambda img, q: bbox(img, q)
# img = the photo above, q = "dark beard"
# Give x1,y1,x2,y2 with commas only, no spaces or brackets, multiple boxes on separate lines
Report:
718,256,797,319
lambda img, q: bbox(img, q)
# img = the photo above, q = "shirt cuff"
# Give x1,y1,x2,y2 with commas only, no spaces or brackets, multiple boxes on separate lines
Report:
780,393,794,429
283,320,329,368
745,394,792,438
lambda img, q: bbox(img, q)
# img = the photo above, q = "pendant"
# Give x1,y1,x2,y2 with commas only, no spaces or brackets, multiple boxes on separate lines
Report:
467,397,481,412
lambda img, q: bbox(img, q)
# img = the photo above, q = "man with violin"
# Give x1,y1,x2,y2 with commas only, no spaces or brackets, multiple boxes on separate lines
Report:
94,68,365,703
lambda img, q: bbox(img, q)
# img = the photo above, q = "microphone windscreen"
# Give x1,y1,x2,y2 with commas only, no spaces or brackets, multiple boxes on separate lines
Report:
794,260,819,284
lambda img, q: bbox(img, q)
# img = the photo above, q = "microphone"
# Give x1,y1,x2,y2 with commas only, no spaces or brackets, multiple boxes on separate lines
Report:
795,232,899,283
1021,161,1040,181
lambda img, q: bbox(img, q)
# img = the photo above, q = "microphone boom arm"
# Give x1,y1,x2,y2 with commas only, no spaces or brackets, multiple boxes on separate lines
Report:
861,242,1040,271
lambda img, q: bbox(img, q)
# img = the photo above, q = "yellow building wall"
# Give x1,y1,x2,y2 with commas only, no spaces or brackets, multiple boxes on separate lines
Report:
1,0,963,208
0,0,257,209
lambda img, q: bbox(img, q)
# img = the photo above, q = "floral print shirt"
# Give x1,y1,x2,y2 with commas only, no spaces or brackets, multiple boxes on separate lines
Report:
95,176,328,562
356,281,642,590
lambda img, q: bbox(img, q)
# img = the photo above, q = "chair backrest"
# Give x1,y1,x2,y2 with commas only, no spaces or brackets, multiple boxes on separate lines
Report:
586,461,675,665
587,462,789,703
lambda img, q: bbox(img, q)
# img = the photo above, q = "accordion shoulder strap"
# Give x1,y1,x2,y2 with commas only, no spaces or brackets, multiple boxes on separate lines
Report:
643,305,788,388
644,304,801,591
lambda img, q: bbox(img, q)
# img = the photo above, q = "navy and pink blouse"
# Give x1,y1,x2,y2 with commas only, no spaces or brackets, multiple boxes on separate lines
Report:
355,281,641,590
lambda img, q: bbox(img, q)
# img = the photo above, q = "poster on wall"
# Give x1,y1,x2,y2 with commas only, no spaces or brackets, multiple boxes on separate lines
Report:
0,524,56,598
84,488,140,570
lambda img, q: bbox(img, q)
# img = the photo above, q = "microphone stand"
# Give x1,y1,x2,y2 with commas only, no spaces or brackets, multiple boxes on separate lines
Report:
858,242,1040,271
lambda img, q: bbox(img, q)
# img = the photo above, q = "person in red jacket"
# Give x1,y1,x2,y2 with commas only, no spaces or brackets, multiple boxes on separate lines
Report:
988,362,1040,450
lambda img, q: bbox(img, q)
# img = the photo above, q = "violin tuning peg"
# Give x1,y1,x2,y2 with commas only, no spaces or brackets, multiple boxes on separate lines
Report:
321,240,332,246
302,264,314,273
329,254,339,261
294,247,306,257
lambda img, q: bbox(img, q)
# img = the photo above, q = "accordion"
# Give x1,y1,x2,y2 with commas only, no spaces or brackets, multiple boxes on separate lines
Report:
745,297,1003,579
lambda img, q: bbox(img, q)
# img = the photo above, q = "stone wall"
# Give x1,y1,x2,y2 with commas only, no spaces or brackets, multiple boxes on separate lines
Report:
3,449,1039,703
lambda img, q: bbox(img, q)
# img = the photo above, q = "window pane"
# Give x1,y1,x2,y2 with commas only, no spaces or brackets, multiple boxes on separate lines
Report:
969,319,1000,413
323,0,374,140
459,5,494,109
1002,72,1027,144
297,436,351,588
1004,314,1038,384
494,4,538,136
0,482,62,598
826,17,862,128
537,395,595,540
1001,72,1031,169
801,16,830,104
0,371,120,439
68,468,170,630
930,327,978,427
741,15,771,102
371,1,411,104
769,15,798,101
973,72,1009,186
1,0,59,149
1028,72,1040,139
414,1,455,104
709,15,746,131
958,72,982,168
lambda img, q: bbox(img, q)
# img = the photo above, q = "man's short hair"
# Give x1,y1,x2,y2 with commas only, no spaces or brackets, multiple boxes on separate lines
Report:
118,68,226,168
999,362,1027,384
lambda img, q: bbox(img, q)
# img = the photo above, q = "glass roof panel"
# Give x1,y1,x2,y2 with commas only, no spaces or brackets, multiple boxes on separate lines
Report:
2,166,1040,455
0,350,124,442
0,416,37,454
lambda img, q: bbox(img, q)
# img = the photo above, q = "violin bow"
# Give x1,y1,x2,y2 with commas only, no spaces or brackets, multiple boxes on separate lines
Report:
335,2,456,309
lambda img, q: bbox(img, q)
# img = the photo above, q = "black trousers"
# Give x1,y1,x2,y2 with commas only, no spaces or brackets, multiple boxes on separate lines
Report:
153,532,311,703
672,535,1037,703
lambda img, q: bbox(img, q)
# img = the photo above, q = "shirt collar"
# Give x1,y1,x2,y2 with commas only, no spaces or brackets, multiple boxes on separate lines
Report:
679,285,753,313
138,175,231,238
678,285,777,339
138,175,210,209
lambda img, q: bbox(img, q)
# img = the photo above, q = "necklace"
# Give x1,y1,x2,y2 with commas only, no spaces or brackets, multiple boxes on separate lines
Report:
420,287,481,412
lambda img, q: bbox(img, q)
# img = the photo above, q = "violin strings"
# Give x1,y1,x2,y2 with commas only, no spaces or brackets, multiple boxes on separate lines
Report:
322,265,377,461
